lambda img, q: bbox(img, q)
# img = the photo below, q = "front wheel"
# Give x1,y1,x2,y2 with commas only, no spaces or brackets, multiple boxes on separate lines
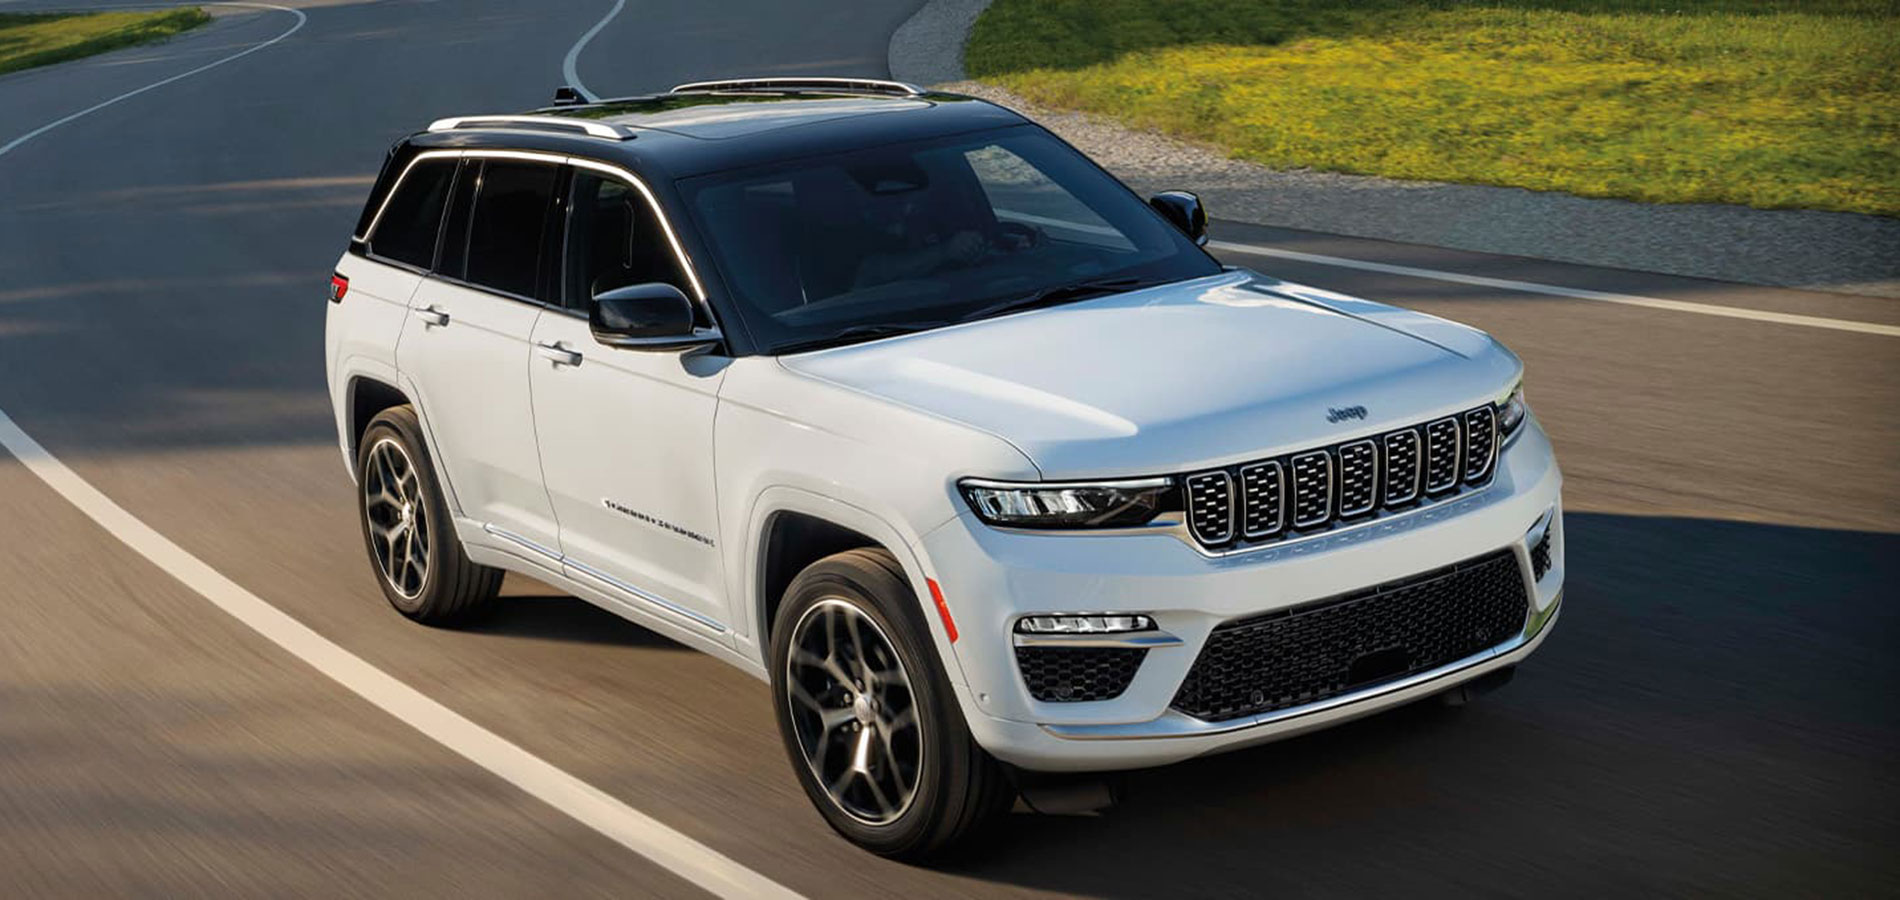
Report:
769,548,1013,859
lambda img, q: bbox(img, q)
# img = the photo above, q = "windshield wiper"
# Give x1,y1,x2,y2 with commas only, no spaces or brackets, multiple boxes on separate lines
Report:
959,276,1166,324
771,321,950,355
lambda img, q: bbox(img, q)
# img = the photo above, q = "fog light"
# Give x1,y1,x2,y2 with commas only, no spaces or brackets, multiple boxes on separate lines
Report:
1015,614,1154,634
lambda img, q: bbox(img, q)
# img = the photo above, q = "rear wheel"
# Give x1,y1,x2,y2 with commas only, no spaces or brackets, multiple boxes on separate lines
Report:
770,548,1013,859
355,406,501,623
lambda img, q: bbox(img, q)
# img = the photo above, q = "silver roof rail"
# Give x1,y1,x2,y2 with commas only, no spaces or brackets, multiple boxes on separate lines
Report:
668,77,924,97
426,115,636,141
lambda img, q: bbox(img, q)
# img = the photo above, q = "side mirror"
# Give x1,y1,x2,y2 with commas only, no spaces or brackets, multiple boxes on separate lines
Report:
590,283,722,352
1149,191,1208,246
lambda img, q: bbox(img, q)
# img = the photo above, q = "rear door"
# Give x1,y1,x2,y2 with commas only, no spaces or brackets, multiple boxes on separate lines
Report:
528,165,732,636
397,157,563,560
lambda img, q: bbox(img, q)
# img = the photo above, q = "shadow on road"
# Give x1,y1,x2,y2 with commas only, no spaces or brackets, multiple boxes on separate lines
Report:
925,512,1899,896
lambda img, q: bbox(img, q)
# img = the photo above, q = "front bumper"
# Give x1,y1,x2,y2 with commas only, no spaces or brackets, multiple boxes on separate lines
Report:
918,420,1565,772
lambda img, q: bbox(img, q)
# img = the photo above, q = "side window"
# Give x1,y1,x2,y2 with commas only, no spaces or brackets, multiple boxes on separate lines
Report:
368,159,455,268
435,159,479,280
464,160,559,299
564,170,689,311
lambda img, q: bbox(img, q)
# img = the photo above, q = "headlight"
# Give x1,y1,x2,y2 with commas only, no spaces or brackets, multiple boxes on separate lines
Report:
958,477,1174,529
1497,383,1528,442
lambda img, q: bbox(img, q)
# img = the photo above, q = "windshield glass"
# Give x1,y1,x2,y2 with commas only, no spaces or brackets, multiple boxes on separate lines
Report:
679,125,1222,353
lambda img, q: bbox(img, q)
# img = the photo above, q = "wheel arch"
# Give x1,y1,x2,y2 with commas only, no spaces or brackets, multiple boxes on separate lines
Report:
743,488,969,687
346,374,412,474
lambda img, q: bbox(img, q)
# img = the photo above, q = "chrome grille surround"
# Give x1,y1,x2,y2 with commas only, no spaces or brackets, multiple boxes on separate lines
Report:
1185,471,1234,545
1463,407,1497,483
1424,416,1462,494
1289,452,1333,528
1336,440,1379,518
1238,460,1286,539
1172,404,1501,553
1382,430,1422,506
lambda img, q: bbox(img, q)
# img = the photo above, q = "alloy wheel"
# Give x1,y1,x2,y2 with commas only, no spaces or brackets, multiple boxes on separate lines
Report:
785,598,924,826
362,437,429,599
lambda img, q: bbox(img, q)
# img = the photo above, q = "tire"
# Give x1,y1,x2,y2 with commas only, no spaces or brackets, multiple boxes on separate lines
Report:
354,406,501,624
769,548,1013,860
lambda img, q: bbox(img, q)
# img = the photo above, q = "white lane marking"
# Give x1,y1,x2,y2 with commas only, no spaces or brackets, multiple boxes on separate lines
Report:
0,7,804,898
1210,240,1900,338
0,3,305,158
0,413,800,900
562,0,628,102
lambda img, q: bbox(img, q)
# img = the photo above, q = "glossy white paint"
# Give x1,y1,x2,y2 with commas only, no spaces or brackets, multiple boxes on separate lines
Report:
397,278,561,551
528,311,732,636
328,170,1565,771
782,270,1522,478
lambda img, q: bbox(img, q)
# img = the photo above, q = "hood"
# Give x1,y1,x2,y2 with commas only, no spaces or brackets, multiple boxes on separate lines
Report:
780,270,1522,478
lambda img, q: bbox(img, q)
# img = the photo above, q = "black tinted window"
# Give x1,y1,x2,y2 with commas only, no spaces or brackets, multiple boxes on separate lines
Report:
465,161,558,299
564,172,689,311
436,160,478,280
369,159,454,268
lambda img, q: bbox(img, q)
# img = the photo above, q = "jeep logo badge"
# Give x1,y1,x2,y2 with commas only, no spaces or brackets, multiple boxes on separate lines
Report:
1326,405,1368,423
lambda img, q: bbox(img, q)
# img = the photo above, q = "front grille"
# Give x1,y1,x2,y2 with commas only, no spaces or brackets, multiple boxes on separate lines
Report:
1290,452,1332,527
1463,407,1497,482
1383,430,1421,505
1178,404,1500,551
1185,471,1233,545
1336,440,1378,518
1171,549,1529,722
1017,646,1146,702
1238,461,1285,538
1425,417,1461,493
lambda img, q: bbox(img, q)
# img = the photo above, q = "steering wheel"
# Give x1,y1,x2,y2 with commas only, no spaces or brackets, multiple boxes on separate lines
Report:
989,220,1046,254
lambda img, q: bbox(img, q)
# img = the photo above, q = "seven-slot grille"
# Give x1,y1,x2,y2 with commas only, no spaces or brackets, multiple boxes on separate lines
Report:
1180,404,1500,550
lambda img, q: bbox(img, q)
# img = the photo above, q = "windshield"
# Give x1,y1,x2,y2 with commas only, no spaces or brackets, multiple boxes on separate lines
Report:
679,125,1222,353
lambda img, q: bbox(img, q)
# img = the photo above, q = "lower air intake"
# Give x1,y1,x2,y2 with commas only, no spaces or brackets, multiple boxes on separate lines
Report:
1171,549,1529,722
1017,647,1146,702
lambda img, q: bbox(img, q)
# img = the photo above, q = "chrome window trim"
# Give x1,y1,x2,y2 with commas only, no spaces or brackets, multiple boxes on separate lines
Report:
356,149,708,305
1335,439,1379,518
1289,451,1333,529
1184,470,1235,545
1382,429,1423,506
1237,460,1285,540
1423,415,1463,494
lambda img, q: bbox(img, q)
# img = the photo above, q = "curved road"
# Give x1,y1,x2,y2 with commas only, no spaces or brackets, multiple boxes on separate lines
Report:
0,2,1894,895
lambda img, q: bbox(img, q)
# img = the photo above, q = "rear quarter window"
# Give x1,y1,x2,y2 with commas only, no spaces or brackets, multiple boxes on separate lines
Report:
367,159,456,269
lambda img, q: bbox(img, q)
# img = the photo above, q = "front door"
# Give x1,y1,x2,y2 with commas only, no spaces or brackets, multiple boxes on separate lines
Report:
529,167,731,635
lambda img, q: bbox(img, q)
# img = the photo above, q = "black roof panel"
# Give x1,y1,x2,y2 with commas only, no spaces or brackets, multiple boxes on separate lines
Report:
414,90,1028,180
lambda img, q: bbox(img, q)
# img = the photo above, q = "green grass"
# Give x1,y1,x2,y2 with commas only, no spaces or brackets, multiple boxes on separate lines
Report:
967,1,1900,216
0,8,209,78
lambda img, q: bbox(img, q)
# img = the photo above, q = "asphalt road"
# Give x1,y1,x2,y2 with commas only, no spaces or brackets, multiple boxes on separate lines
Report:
0,2,1895,896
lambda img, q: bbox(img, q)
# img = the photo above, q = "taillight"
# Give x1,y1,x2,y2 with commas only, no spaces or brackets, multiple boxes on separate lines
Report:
328,273,349,303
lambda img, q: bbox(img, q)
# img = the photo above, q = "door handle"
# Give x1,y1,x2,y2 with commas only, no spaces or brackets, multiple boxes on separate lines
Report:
413,306,450,327
537,342,583,367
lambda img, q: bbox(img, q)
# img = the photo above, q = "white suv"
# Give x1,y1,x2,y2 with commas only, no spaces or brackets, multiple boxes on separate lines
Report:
326,78,1564,858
